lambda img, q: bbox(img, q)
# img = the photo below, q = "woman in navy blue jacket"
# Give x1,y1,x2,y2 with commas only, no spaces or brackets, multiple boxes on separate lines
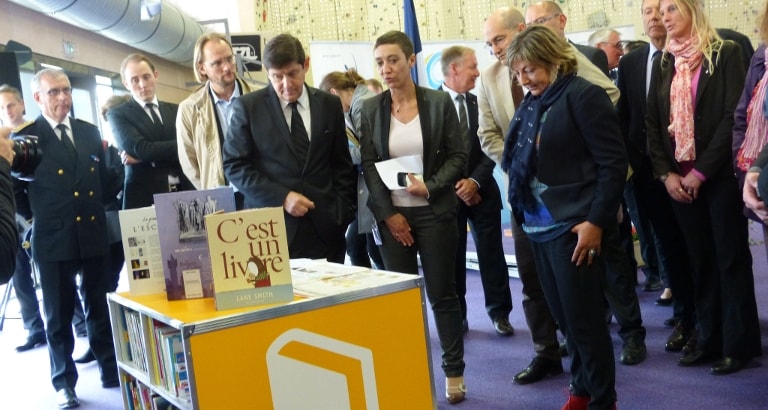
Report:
502,25,626,410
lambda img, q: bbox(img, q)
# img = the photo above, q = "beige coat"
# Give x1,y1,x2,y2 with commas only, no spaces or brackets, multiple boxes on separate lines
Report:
176,78,256,189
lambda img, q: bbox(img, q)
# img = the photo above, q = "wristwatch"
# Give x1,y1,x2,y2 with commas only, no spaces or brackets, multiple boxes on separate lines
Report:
659,172,670,183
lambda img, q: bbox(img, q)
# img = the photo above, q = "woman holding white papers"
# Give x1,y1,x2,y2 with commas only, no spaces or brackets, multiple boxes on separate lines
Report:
359,30,468,405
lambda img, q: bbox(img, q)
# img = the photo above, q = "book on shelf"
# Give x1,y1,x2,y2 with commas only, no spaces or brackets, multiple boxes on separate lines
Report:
153,187,236,300
205,207,294,310
118,206,165,296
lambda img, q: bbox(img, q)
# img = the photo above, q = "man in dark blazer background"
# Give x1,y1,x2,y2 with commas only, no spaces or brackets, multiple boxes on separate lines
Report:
439,46,514,338
108,53,193,210
14,69,120,409
617,0,696,355
223,34,356,263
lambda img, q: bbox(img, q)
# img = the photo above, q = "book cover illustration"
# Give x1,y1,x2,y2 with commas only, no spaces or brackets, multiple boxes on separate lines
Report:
205,207,294,310
118,206,165,296
154,187,236,300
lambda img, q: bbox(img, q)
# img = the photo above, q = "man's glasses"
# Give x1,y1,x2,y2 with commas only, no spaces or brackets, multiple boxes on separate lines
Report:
527,13,560,25
45,87,72,97
205,55,236,70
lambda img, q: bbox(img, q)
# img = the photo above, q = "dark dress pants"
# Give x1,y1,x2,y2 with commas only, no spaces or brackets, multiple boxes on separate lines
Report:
510,213,560,360
454,190,512,322
624,180,664,284
531,230,616,409
289,217,346,264
12,243,44,337
378,206,465,377
601,222,645,344
38,256,117,390
669,174,762,359
632,156,695,326
346,218,384,269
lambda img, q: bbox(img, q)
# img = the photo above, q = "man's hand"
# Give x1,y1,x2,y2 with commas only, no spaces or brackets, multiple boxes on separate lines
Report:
0,127,13,165
283,191,315,217
455,178,481,206
744,171,768,223
120,151,142,165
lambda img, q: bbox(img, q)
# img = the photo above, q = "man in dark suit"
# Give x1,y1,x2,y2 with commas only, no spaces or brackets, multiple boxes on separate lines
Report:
108,53,193,210
223,34,356,263
617,0,696,355
439,46,513,337
13,68,120,409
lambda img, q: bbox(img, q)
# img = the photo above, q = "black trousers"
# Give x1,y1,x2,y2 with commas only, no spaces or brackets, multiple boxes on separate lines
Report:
531,231,616,408
12,243,44,338
631,156,695,326
378,206,464,377
669,174,762,359
454,194,512,322
37,256,117,390
511,213,560,360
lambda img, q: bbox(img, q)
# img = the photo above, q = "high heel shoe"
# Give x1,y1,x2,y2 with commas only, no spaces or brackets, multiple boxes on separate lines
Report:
446,376,467,404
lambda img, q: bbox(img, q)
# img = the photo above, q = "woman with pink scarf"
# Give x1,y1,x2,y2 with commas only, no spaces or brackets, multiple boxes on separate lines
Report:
647,0,762,375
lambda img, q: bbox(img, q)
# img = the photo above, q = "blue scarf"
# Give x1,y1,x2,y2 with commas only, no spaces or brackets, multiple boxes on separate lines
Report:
502,73,576,216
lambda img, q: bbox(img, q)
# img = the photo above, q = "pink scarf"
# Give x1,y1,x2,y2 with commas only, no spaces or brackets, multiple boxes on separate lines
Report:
737,47,768,171
667,37,703,162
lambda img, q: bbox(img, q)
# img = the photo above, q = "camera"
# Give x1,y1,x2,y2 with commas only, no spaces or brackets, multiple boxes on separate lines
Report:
11,134,41,181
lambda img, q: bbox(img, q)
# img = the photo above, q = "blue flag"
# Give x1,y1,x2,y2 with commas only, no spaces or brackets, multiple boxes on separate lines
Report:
404,0,427,85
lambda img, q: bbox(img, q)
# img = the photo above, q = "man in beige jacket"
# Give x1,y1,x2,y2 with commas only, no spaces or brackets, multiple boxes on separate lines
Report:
177,33,256,207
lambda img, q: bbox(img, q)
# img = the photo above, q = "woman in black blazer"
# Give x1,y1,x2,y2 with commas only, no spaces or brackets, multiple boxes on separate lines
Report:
502,25,626,410
647,0,761,374
359,31,468,405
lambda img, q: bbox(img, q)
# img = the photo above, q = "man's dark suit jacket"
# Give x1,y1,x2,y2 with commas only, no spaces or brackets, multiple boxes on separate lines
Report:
222,84,356,247
13,116,114,262
107,99,192,209
438,87,500,210
573,42,610,76
359,87,467,223
617,44,654,171
716,28,754,70
646,41,745,180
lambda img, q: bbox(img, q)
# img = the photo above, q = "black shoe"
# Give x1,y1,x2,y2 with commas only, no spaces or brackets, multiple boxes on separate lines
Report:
655,297,673,306
492,318,514,336
710,356,747,375
102,379,120,388
620,338,647,365
56,387,80,409
681,329,698,355
663,317,678,327
15,333,47,352
74,349,96,364
513,357,563,384
643,278,663,292
461,319,468,334
558,341,568,357
678,349,717,367
665,323,691,352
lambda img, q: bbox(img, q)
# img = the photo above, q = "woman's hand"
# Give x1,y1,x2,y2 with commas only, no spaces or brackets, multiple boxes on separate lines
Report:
404,174,429,198
663,172,693,204
385,212,413,246
743,171,768,223
571,221,602,267
680,172,703,200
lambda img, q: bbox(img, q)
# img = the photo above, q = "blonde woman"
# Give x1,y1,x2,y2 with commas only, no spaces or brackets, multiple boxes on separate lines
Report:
647,0,761,374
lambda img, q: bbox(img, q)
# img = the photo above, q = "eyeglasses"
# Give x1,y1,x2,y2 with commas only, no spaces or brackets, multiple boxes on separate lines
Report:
45,87,72,97
527,13,560,25
205,55,236,70
600,41,623,51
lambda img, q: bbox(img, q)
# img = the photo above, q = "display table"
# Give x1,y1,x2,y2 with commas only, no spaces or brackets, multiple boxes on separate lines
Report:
107,262,436,409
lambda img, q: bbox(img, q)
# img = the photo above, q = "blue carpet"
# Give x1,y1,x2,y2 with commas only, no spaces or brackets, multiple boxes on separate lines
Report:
428,221,768,409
